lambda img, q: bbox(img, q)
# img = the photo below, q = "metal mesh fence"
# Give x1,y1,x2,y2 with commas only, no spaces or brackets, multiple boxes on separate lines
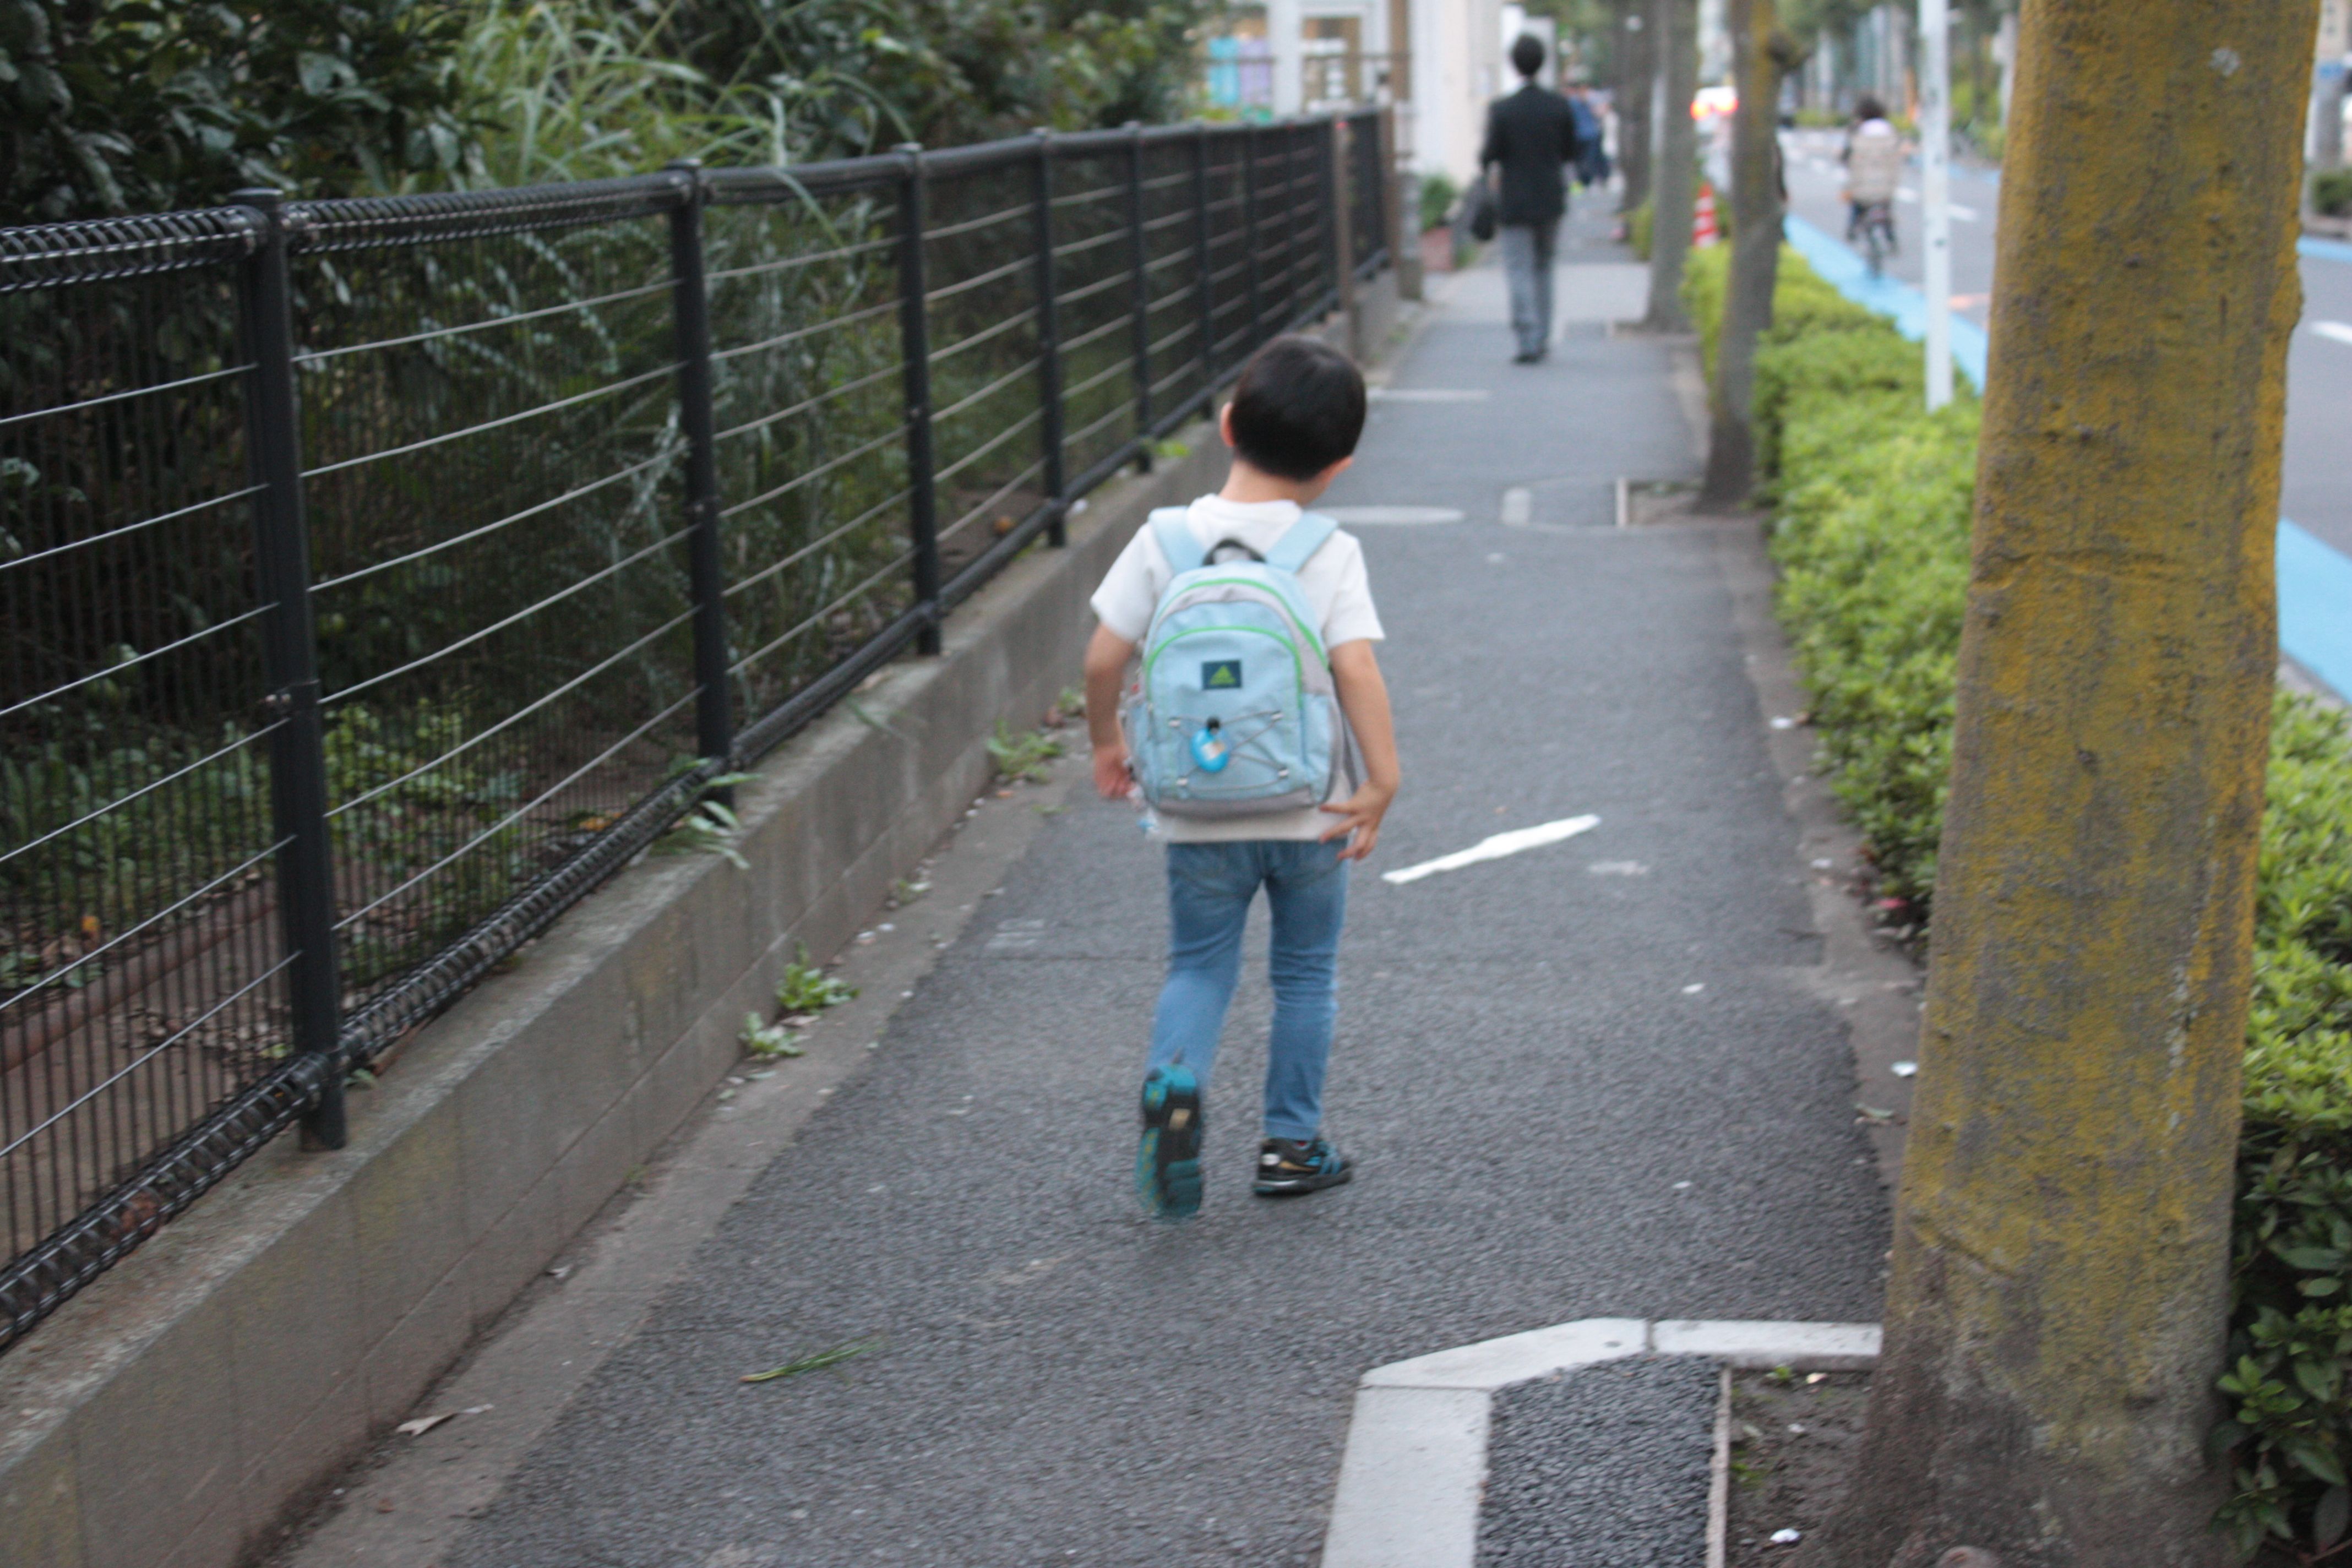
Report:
0,112,1393,1352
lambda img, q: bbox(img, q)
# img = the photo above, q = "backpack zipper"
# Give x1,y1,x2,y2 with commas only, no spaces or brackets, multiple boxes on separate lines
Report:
1148,576,1327,664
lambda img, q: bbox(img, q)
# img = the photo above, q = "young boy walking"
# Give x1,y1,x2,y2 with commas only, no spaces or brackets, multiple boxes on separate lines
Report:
1082,336,1402,1221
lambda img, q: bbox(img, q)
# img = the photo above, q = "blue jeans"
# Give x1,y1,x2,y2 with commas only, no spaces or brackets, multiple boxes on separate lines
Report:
1499,219,1559,357
1147,840,1349,1141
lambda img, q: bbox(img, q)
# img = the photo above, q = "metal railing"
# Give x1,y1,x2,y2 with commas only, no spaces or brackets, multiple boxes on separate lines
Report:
0,111,1392,1352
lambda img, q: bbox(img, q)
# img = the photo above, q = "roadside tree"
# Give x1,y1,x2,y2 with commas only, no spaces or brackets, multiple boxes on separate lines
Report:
1802,4,2317,1564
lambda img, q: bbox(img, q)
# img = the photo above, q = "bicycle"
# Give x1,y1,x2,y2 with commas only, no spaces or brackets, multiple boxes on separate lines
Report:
1850,199,1897,277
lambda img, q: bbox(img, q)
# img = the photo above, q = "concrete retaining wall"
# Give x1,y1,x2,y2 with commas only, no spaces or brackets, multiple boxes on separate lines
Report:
0,275,1397,1568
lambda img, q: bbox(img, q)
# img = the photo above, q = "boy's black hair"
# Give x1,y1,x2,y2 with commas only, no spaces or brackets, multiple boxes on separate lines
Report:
1855,94,1886,123
1226,336,1366,482
1510,34,1545,79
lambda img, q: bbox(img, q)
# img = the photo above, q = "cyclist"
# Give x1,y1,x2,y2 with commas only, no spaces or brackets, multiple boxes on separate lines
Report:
1842,95,1903,271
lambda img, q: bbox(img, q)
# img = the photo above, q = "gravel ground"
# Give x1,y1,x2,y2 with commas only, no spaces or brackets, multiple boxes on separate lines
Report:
1478,1357,1721,1567
1725,1369,1870,1565
440,211,1887,1568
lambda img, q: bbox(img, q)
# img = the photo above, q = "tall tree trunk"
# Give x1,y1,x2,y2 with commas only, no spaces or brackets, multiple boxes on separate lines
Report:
1697,0,1786,508
1803,4,2313,1565
1616,0,1654,212
1642,0,1696,329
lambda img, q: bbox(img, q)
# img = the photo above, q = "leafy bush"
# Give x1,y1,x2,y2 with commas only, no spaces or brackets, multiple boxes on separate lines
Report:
2316,168,2352,221
3,0,1218,221
1694,251,2352,1557
2220,695,2352,1558
0,0,478,221
1420,173,1460,234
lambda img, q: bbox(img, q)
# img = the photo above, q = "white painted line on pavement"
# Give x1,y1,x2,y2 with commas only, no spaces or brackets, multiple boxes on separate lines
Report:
1368,387,1491,402
1892,189,1974,217
2312,320,2352,346
1319,1317,1882,1568
1380,815,1599,884
1320,505,1466,526
1499,486,1533,526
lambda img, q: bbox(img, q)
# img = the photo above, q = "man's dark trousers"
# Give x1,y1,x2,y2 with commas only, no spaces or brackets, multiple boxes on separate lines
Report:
1480,80,1580,359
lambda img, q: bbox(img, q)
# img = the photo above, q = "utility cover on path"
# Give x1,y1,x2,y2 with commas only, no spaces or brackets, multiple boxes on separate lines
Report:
438,209,1887,1568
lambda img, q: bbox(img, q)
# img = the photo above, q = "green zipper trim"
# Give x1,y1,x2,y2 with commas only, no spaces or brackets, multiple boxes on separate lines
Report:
1157,576,1327,663
1143,623,1305,695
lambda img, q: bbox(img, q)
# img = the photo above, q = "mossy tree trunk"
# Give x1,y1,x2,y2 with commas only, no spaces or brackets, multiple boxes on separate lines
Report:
1803,4,2315,1565
1698,0,1792,509
1615,0,1654,214
1641,0,1696,329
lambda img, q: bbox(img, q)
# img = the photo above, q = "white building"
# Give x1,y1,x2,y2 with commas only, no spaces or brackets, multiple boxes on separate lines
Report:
1221,0,1504,186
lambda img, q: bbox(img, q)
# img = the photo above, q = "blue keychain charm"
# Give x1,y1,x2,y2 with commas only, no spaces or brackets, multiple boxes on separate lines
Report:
1190,722,1232,772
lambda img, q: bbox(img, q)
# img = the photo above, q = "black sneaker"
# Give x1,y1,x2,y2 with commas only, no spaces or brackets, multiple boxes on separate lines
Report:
1135,1066,1204,1221
1252,1136,1353,1196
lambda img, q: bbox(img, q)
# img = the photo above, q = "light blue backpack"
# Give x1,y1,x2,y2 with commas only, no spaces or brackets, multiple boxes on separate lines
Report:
1121,508,1360,818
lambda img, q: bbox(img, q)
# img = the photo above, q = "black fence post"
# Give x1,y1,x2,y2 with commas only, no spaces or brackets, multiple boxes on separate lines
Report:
894,145,943,656
1362,111,1389,271
1194,124,1215,395
1032,130,1068,548
1243,124,1266,352
1330,118,1358,358
230,188,345,1151
665,161,734,784
1126,123,1152,470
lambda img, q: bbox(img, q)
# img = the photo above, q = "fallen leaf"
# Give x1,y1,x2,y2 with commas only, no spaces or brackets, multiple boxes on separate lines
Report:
742,1338,879,1384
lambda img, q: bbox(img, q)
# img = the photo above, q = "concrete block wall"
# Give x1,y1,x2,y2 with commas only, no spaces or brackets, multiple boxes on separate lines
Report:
0,274,1396,1568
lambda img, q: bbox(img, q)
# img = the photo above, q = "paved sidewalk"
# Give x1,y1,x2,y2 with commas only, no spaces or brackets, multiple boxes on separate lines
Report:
442,217,1888,1568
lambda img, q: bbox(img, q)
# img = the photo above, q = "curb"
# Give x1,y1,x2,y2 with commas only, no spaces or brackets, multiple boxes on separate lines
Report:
1318,1317,1880,1568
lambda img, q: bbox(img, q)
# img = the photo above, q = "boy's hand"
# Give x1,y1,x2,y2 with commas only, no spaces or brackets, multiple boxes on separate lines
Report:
1082,625,1138,802
1324,640,1400,864
1318,781,1396,861
1093,740,1133,801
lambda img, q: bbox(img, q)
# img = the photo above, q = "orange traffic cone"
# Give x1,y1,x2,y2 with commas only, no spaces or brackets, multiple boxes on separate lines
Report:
1692,182,1720,247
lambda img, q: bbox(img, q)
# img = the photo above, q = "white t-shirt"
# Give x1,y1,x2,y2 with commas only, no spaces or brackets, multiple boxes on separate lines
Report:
1090,493,1384,843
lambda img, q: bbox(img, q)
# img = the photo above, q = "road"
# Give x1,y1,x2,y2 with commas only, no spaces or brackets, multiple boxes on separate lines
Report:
1778,128,2352,695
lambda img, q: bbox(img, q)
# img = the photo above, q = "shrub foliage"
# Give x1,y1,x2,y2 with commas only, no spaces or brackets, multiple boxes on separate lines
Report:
1687,243,2352,1559
2,0,1215,222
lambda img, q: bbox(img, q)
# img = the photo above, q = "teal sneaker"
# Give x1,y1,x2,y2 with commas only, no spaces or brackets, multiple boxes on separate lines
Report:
1135,1066,1204,1221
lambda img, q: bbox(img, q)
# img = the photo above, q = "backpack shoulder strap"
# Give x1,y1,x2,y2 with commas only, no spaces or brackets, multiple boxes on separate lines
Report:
1149,508,1207,575
1263,511,1340,574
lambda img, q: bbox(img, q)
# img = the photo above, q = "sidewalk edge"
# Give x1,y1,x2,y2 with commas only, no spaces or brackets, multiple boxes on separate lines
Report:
1317,1317,1881,1568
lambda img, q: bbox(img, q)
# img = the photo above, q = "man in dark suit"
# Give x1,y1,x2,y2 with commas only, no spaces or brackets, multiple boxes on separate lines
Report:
1480,35,1583,363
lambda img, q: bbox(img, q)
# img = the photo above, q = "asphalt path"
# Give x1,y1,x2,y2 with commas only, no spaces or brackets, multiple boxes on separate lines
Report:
440,219,1888,1567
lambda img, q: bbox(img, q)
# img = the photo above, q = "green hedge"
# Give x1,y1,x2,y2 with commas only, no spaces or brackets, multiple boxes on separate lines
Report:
1686,243,2352,1559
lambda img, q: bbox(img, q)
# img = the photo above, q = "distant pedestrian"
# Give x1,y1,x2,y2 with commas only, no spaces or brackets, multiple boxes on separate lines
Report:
1083,335,1402,1222
1566,81,1611,190
1481,34,1583,364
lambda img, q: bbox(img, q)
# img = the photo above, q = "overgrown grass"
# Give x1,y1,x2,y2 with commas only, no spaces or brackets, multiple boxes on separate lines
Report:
1687,244,2352,1559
